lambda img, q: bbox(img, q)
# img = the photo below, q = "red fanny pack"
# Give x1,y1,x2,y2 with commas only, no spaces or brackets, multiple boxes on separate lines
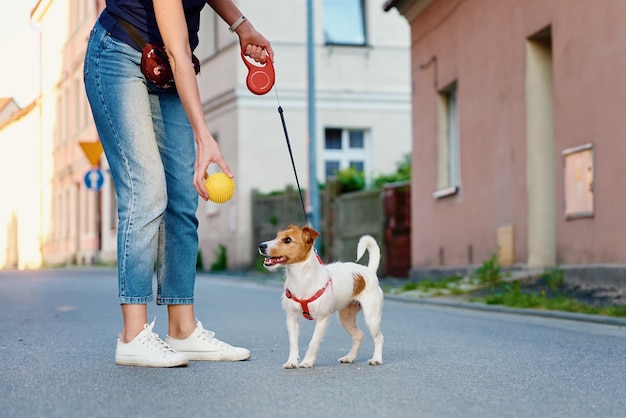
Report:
113,14,200,90
140,43,200,90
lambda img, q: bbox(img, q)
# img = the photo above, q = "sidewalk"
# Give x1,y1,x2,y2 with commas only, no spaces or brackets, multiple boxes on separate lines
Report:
222,270,626,328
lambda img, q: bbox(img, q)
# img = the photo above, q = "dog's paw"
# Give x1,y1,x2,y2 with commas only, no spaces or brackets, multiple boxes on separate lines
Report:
298,360,314,368
283,361,298,369
368,358,382,366
339,355,355,364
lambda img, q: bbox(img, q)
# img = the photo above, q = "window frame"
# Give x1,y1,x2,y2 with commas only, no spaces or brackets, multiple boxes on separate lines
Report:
323,127,369,180
433,82,460,198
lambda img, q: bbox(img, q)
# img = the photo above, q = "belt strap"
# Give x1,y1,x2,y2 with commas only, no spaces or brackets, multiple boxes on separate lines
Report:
111,14,147,50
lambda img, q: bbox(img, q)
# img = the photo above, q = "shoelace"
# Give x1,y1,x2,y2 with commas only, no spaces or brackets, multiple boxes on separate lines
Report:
196,320,231,348
141,318,177,356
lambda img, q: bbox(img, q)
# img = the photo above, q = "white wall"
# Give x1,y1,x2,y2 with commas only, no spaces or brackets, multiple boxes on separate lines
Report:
196,0,412,268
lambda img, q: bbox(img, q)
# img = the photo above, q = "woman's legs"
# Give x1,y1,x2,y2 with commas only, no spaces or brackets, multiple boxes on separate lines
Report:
121,305,148,343
85,20,248,362
149,84,248,360
85,22,168,341
167,305,196,339
149,83,201,338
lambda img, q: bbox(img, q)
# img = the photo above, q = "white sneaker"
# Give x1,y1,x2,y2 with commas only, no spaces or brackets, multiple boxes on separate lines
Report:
115,318,189,368
165,320,251,361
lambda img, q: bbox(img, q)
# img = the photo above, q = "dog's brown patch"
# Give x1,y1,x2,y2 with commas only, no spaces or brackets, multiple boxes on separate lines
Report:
352,273,366,296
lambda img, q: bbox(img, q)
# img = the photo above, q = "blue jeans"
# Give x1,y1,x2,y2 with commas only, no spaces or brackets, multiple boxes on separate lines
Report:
84,20,198,305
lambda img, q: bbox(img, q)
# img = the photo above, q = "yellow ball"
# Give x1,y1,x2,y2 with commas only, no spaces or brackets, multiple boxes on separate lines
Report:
204,172,235,203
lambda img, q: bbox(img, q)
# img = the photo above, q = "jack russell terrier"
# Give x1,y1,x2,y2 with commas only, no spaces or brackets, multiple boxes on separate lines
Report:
258,225,384,368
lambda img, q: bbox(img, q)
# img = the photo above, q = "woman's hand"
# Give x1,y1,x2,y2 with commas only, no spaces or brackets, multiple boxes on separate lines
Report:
194,133,232,201
236,21,275,64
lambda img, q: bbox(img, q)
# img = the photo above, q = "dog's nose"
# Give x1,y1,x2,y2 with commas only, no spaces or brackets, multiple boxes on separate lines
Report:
258,243,267,254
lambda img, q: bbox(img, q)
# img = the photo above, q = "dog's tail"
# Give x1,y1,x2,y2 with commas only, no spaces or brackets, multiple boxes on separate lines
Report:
356,235,381,273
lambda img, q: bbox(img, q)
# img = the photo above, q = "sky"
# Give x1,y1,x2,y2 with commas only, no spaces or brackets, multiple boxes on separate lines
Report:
0,2,40,107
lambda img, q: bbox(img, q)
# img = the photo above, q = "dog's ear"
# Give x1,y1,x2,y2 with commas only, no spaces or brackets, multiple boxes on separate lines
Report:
302,226,320,244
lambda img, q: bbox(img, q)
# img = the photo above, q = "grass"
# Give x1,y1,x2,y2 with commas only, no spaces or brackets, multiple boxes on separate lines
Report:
481,281,626,317
390,257,626,318
389,275,479,297
401,276,463,292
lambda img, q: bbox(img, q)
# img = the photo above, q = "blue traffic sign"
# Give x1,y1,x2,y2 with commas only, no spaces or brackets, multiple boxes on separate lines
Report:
84,168,104,191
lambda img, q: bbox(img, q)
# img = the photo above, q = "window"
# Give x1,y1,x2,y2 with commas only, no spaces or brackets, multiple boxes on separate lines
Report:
325,161,341,179
323,0,366,46
349,161,364,172
325,128,342,149
349,130,364,148
434,83,460,198
323,127,368,180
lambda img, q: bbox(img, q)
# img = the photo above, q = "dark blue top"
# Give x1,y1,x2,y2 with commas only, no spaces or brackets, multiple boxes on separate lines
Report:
99,0,207,51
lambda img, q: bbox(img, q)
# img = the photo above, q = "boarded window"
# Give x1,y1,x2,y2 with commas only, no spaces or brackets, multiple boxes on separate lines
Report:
563,143,593,219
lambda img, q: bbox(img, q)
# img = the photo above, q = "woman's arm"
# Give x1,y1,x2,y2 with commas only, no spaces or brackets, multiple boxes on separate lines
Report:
207,0,274,63
153,0,274,200
154,0,224,201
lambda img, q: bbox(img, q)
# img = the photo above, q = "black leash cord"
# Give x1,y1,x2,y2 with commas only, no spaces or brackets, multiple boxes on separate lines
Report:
276,94,309,226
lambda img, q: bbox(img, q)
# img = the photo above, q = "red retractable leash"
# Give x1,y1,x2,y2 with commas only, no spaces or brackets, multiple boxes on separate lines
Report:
240,48,275,95
241,49,309,225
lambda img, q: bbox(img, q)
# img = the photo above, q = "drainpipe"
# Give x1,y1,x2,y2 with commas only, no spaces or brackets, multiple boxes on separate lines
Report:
307,0,320,234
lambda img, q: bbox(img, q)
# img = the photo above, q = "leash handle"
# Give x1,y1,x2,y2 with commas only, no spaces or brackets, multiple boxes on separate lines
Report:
241,48,275,95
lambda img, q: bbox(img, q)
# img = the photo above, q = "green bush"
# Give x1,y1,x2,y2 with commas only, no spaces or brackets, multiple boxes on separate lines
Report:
335,167,366,193
196,250,204,271
254,255,270,273
485,281,542,308
473,255,502,289
543,266,565,290
210,244,228,272
328,153,412,194
373,153,411,187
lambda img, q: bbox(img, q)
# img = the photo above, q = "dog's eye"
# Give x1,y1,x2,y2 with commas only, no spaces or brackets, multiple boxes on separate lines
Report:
283,237,292,244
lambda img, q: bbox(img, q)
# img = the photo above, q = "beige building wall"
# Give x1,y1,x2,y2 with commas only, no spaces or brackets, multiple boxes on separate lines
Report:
0,103,42,269
33,0,102,266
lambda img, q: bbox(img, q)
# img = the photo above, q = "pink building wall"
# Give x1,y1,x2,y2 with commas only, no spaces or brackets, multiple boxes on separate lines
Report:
395,0,626,271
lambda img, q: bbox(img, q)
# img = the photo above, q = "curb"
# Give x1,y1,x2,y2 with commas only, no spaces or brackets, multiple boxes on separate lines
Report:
385,295,626,327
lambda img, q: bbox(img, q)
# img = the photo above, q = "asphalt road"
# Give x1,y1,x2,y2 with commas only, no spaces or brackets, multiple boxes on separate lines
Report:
0,268,624,418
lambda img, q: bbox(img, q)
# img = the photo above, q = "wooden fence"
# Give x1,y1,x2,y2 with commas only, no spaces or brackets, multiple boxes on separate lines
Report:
327,188,385,272
252,181,410,277
251,186,308,248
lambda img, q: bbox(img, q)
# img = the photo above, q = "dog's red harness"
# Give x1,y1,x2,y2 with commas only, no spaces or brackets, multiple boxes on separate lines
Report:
285,277,332,320
285,253,331,320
